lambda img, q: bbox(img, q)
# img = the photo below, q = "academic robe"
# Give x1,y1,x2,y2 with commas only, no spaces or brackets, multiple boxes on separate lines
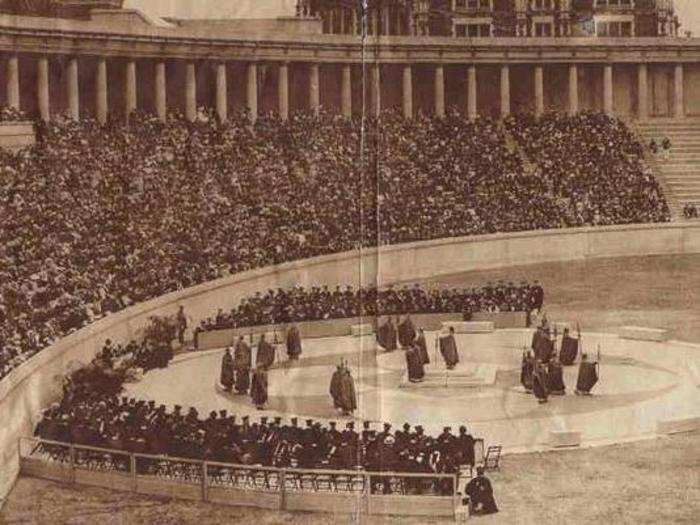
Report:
532,364,549,402
559,336,579,366
256,340,275,369
576,361,599,393
439,334,459,368
465,476,499,515
337,369,357,414
251,369,268,407
415,333,430,365
329,368,343,409
398,318,417,348
286,325,302,360
547,361,566,395
234,341,252,394
220,351,234,391
520,355,534,392
405,345,425,382
534,333,554,363
377,321,398,351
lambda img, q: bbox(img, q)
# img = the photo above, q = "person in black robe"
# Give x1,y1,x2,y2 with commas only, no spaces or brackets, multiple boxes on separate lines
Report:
286,324,302,360
398,315,417,348
456,425,475,467
439,327,459,370
256,333,275,370
329,364,343,411
520,350,534,392
465,467,499,515
377,317,398,351
234,336,252,394
532,360,549,404
220,347,234,392
405,343,425,383
559,328,579,366
415,328,430,365
534,327,554,363
251,367,268,409
575,353,599,395
337,365,357,416
547,358,566,395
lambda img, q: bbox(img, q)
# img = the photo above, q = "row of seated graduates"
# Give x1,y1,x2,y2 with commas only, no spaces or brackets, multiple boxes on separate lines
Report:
36,395,478,494
197,280,543,333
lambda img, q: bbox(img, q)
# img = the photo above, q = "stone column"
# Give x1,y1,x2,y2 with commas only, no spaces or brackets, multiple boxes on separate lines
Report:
603,64,613,115
185,62,196,122
247,62,258,123
568,63,578,115
125,60,137,119
95,57,108,124
216,62,227,122
434,64,445,117
673,63,684,119
6,55,19,110
467,65,477,120
351,8,358,35
382,7,390,35
402,64,413,119
637,63,648,121
66,57,79,120
534,65,544,117
309,63,320,116
341,64,352,117
500,65,510,118
278,62,289,121
370,63,380,117
339,8,345,34
154,61,167,122
37,56,50,121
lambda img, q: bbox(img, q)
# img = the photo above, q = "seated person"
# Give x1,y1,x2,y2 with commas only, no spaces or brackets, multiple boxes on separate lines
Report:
464,467,499,515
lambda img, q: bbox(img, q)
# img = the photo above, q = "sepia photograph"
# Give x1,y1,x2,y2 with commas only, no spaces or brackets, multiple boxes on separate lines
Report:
0,1,699,523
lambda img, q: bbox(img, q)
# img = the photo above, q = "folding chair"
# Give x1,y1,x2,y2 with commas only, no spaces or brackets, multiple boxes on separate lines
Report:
483,445,502,471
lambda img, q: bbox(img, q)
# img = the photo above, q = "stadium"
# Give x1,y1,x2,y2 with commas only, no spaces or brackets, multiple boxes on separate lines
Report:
0,0,699,523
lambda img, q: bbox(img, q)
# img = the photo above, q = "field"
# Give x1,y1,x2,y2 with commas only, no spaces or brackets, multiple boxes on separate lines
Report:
2,253,700,524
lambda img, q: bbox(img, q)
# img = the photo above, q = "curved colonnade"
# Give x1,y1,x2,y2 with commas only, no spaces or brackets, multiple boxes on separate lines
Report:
3,222,700,503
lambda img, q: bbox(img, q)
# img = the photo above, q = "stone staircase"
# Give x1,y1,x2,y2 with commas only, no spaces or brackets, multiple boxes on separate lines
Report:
635,119,700,220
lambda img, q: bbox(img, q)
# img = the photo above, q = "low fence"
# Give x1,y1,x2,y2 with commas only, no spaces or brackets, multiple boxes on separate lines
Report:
195,311,529,351
19,437,460,518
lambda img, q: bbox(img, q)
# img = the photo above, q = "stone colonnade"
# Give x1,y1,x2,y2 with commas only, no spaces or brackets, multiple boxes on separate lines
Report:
2,54,692,123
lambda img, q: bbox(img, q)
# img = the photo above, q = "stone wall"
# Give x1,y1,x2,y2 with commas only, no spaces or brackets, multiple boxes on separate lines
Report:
2,221,700,503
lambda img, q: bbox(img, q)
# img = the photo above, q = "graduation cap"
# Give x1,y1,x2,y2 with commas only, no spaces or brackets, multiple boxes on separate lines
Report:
415,425,424,433
443,426,451,432
219,410,227,417
383,423,392,430
209,411,217,418
274,416,282,424
362,421,370,429
346,421,355,429
291,417,298,425
329,421,337,427
260,417,268,424
459,425,467,433
306,419,313,426
242,415,250,422
403,423,410,430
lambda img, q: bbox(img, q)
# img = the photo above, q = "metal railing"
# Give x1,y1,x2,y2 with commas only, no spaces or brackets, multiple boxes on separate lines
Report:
20,437,462,518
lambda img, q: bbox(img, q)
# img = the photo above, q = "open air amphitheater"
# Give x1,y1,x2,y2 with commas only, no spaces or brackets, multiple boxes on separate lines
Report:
1,1,700,523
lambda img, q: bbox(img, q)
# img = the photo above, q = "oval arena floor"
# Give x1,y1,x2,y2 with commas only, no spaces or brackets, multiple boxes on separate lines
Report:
5,253,700,524
124,254,700,452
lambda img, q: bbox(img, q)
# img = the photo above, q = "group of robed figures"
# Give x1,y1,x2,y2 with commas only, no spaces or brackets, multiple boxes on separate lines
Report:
376,316,460,382
521,319,599,404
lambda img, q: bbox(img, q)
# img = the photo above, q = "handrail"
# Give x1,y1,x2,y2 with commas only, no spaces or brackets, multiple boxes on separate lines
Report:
22,437,460,481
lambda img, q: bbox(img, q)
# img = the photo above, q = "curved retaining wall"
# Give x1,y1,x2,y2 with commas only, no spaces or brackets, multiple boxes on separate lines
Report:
2,221,700,503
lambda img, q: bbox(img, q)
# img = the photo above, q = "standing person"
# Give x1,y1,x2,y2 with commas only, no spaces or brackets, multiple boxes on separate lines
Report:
256,333,275,370
547,357,566,395
415,327,430,365
286,324,302,361
465,467,499,515
377,317,398,352
220,347,234,392
338,364,357,416
251,367,268,410
532,359,549,404
398,315,417,349
329,363,343,412
439,326,459,370
575,353,599,395
405,342,425,383
234,335,252,395
530,280,544,314
176,305,188,347
559,327,579,366
520,350,534,393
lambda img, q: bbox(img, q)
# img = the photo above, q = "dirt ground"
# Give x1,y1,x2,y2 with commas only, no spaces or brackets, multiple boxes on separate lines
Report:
3,253,700,524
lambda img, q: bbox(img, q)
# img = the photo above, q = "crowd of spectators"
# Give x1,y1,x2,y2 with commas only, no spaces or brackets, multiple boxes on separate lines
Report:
197,281,543,332
0,109,668,380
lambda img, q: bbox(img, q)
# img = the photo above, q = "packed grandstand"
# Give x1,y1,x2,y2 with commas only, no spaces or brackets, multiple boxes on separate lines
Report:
0,108,670,380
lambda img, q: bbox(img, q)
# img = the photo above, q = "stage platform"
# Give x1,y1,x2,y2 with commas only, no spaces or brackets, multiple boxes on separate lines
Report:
398,361,498,389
